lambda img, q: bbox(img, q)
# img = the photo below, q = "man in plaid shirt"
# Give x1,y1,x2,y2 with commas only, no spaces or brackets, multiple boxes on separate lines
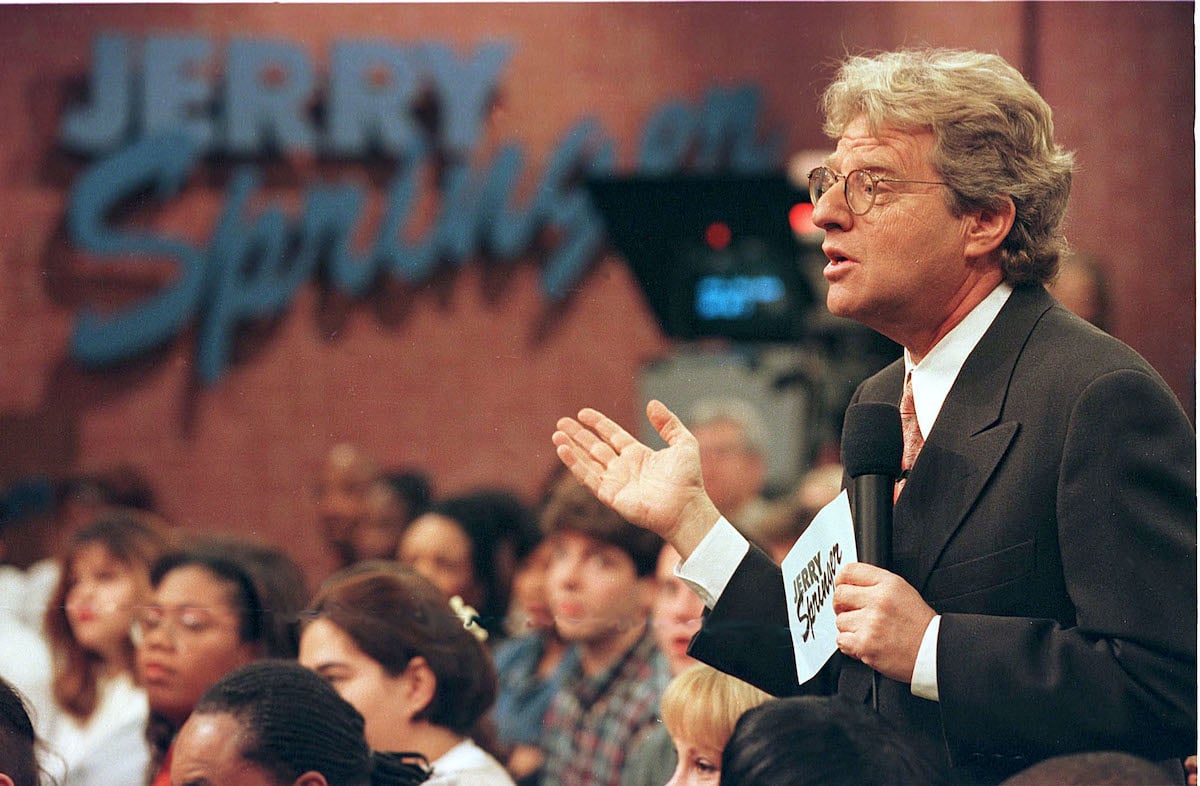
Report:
537,475,671,786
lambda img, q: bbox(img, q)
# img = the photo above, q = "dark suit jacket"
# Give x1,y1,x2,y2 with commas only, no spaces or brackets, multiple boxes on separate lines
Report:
689,285,1196,784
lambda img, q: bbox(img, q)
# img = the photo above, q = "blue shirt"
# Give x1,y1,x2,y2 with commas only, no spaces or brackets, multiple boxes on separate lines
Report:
493,632,580,747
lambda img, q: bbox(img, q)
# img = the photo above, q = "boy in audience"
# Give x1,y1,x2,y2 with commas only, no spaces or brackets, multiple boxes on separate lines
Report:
537,476,669,786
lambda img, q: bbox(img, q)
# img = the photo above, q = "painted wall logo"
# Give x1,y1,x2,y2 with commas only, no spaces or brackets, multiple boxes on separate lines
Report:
61,33,782,383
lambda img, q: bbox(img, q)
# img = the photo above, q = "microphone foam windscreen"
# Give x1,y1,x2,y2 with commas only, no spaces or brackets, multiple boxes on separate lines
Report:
841,402,903,478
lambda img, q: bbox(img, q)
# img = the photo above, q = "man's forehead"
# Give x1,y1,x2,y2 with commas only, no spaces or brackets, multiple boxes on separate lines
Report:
829,118,935,170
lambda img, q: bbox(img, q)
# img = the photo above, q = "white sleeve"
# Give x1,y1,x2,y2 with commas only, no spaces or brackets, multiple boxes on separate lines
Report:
674,517,750,609
910,614,941,701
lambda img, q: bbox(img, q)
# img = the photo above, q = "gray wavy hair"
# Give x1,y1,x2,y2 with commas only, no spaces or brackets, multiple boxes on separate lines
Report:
822,48,1075,285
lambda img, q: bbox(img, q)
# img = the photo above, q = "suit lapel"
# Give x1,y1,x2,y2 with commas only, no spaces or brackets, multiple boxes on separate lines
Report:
861,286,1055,592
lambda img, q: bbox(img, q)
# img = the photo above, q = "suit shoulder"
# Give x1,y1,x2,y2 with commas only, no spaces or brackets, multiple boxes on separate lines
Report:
1025,304,1168,385
855,357,905,401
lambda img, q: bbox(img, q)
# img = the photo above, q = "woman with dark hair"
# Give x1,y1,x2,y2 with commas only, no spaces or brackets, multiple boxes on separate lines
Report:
396,489,538,639
718,695,950,786
172,659,429,786
0,677,40,786
217,538,310,659
299,563,515,786
40,510,170,786
135,541,300,786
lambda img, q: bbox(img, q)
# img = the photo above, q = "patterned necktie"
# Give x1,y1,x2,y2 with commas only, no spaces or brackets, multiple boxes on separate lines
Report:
896,371,924,500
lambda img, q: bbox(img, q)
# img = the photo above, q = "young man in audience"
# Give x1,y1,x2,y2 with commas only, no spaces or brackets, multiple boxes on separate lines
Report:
537,476,669,786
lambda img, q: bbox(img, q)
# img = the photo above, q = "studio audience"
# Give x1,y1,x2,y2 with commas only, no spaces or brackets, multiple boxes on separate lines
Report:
3,453,1191,786
39,511,170,786
136,543,298,786
660,664,771,786
537,475,669,786
719,695,951,786
492,535,577,784
171,659,430,786
397,489,539,640
620,542,709,786
0,677,41,786
299,563,515,785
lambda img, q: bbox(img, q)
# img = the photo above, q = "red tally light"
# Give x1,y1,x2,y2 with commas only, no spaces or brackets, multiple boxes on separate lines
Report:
789,202,817,236
705,221,732,250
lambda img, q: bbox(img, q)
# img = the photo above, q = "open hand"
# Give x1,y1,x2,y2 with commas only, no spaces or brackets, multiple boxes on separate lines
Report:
552,400,720,557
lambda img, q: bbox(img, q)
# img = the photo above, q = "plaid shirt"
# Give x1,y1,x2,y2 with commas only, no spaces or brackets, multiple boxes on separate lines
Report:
539,627,670,786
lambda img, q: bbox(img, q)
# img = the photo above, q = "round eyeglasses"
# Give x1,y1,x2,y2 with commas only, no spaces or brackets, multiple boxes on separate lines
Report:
807,167,950,216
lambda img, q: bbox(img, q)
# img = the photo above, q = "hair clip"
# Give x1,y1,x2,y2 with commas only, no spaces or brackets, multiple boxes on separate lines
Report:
448,595,488,643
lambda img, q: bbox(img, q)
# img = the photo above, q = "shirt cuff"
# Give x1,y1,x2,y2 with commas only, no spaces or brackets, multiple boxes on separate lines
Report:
674,517,750,609
910,614,941,702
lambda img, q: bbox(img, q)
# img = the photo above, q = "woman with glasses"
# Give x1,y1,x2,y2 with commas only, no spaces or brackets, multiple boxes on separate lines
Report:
135,540,303,786
39,510,170,786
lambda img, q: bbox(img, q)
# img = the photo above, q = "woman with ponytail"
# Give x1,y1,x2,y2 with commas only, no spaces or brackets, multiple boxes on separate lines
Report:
299,562,514,786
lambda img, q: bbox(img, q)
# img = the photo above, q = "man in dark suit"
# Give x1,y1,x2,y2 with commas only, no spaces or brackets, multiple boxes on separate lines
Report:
552,48,1195,785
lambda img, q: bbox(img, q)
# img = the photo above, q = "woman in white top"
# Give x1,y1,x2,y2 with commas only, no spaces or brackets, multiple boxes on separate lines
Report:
300,563,516,786
39,511,169,786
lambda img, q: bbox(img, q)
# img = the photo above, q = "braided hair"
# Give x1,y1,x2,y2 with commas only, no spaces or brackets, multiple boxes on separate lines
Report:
193,659,429,786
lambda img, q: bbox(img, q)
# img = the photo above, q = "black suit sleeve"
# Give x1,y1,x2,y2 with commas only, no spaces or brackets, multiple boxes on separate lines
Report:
687,545,839,698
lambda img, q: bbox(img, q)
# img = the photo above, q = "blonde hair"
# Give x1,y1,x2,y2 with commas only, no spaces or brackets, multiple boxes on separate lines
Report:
660,664,772,752
822,48,1075,285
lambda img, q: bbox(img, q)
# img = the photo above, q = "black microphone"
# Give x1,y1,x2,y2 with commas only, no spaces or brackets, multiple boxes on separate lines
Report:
840,402,903,711
840,402,903,570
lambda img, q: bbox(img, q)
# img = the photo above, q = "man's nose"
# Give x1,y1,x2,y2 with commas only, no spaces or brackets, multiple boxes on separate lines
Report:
811,183,851,232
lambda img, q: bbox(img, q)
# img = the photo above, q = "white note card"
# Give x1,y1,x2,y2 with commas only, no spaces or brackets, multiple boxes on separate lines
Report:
781,489,856,686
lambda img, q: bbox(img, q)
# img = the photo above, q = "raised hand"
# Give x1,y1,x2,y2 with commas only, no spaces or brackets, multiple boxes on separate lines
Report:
552,400,721,558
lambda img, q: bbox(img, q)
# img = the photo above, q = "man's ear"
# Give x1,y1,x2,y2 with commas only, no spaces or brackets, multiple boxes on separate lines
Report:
0,774,15,786
964,195,1017,259
293,772,329,786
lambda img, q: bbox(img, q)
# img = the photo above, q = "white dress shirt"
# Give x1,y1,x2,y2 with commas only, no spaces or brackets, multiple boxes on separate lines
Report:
679,282,1014,702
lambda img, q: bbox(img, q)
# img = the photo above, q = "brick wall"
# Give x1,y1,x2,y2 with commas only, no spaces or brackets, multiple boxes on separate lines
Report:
0,3,1190,583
